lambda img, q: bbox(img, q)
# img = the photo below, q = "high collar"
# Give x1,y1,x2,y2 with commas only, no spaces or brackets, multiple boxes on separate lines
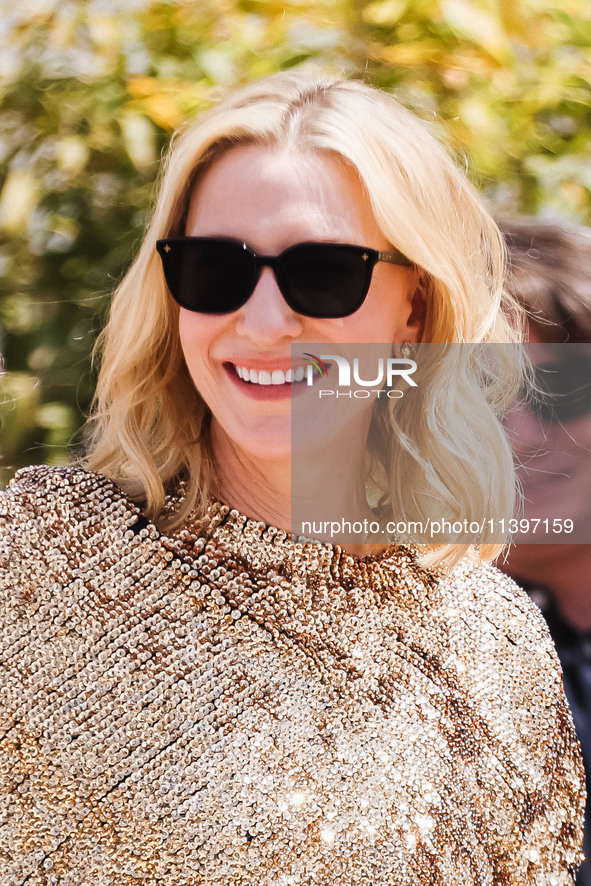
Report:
159,499,438,636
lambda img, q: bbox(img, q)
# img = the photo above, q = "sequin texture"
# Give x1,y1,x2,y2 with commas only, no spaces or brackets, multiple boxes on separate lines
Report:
0,466,585,884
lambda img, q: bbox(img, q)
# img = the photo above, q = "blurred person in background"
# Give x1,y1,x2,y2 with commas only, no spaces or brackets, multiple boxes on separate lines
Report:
500,218,591,886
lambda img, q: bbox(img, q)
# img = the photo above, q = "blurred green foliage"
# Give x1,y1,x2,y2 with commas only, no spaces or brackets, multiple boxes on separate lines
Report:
1,0,590,483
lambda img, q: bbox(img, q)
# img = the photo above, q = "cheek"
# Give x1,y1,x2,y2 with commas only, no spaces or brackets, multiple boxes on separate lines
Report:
361,268,415,336
504,407,548,453
178,310,217,368
568,413,591,450
318,275,414,343
506,410,591,500
179,309,203,351
177,311,221,397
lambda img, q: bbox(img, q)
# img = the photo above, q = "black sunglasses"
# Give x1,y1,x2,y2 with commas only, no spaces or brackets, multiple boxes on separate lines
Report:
531,348,591,423
156,237,412,319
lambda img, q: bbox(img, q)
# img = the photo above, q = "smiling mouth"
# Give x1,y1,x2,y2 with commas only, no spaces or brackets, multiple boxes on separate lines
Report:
228,364,326,386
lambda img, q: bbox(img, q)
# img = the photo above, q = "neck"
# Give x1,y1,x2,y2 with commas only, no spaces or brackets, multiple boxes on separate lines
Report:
213,448,291,531
211,424,377,552
505,544,591,631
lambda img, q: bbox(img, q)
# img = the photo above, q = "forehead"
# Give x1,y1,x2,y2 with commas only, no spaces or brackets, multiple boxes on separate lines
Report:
184,144,386,251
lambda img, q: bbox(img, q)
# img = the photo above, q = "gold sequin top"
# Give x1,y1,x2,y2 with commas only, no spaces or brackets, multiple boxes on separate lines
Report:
0,465,585,885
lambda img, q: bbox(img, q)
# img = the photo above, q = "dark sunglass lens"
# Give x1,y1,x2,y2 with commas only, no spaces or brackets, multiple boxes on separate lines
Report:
534,349,591,423
279,244,374,318
159,239,256,313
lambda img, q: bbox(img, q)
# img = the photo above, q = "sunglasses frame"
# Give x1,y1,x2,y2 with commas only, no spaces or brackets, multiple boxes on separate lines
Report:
156,236,412,319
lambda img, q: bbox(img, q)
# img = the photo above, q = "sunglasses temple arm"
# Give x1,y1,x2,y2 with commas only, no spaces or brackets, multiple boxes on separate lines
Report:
378,249,412,267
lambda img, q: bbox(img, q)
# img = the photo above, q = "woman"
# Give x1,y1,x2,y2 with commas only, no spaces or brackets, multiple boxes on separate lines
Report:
0,73,584,884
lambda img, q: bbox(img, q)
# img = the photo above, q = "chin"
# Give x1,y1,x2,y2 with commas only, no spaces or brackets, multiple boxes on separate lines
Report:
221,418,292,463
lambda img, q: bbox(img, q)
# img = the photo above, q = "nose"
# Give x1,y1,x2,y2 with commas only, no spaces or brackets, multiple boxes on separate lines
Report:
235,267,304,342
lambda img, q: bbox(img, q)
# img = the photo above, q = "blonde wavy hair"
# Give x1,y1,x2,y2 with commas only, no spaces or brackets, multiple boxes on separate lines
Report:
85,71,525,568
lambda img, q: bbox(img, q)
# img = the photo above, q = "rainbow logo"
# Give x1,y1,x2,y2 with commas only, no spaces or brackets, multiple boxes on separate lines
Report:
303,353,329,385
303,353,329,375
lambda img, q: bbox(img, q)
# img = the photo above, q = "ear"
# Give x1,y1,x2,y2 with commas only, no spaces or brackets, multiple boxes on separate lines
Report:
402,271,427,343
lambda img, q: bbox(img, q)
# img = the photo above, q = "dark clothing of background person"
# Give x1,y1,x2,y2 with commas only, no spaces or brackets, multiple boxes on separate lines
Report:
521,583,591,886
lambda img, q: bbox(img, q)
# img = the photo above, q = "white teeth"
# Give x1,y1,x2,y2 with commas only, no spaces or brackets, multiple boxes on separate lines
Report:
234,365,308,385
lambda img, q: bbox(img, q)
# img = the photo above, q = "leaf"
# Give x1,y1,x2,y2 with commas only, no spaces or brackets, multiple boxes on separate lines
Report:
0,170,39,236
120,114,158,172
441,0,508,59
56,135,89,176
362,0,409,26
374,40,442,65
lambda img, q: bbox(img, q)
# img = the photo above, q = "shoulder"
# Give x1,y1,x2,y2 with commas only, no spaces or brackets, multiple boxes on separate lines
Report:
433,557,585,877
443,556,559,661
0,464,149,571
0,465,160,641
1,463,142,527
375,548,584,876
434,556,569,703
2,462,133,510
